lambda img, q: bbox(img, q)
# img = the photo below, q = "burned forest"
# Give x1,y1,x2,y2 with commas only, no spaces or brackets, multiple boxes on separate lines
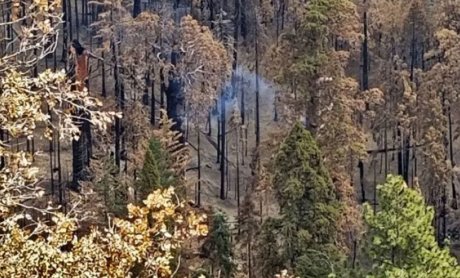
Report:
3,0,460,277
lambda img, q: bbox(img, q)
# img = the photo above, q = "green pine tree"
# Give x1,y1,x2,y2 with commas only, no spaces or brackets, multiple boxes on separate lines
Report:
94,156,128,217
256,217,283,278
359,175,460,278
203,211,235,278
260,123,342,278
136,138,176,201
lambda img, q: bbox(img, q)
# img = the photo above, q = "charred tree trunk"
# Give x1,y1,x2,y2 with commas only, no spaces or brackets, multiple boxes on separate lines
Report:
160,67,166,109
112,37,122,169
68,0,73,40
74,0,79,40
217,103,221,163
197,128,202,207
69,41,91,191
359,2,369,202
449,106,457,209
133,0,142,17
151,70,156,125
231,0,240,98
143,73,150,106
71,122,88,191
101,51,106,97
62,0,68,62
166,51,184,140
220,89,226,200
255,14,260,148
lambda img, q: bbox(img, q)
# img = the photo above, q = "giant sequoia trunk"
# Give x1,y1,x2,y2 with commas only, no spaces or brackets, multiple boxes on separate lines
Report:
68,40,91,191
72,124,88,190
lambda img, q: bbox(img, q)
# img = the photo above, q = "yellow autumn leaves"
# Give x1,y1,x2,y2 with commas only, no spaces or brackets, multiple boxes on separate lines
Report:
0,66,207,278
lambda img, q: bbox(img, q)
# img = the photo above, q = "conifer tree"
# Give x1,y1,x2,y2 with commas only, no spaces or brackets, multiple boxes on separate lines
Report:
359,175,460,277
136,138,176,201
93,156,128,217
203,211,235,278
259,123,342,278
256,218,283,278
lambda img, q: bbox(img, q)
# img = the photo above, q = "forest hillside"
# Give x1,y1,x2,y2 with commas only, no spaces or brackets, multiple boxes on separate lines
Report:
2,0,460,277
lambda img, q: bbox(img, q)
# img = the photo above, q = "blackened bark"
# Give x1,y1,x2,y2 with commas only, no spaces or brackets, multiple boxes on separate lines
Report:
166,51,184,140
71,120,88,191
197,129,201,206
160,67,166,109
209,0,215,29
68,0,73,40
397,126,403,177
62,0,68,63
101,51,106,97
220,89,226,200
74,0,79,40
151,70,156,125
231,0,240,98
133,0,142,17
112,38,122,169
255,15,260,147
359,6,369,202
217,104,221,163
449,107,457,209
143,73,150,106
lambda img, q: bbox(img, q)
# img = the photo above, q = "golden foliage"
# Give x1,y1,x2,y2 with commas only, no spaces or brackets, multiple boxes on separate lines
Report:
0,187,207,277
0,71,206,278
0,7,207,277
0,0,62,71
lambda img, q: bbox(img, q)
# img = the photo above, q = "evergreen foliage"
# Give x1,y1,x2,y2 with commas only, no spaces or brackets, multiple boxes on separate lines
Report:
260,123,342,278
136,138,176,201
94,156,128,217
203,211,235,278
256,218,284,278
359,175,460,277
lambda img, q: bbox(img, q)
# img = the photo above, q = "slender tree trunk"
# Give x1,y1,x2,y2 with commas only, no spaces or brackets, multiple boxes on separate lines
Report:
68,0,73,40
209,0,215,29
359,2,369,202
112,38,122,169
101,51,106,97
217,105,221,163
81,0,86,26
255,14,260,148
74,0,79,40
231,0,240,98
397,125,403,177
448,106,457,209
384,122,388,176
197,128,202,207
208,111,212,136
140,71,148,105
160,67,166,109
236,126,240,233
57,131,63,207
248,238,253,278
220,89,226,200
151,70,156,125
0,130,4,170
62,0,68,62
47,106,54,199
